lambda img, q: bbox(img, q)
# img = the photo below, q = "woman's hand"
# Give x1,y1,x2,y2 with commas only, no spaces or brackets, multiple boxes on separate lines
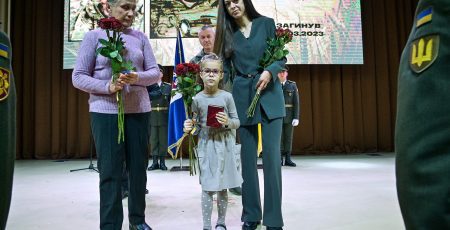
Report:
256,70,272,91
216,112,229,126
118,72,139,84
109,80,124,93
183,119,195,133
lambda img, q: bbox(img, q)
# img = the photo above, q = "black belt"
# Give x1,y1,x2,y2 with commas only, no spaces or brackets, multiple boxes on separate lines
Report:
236,72,260,78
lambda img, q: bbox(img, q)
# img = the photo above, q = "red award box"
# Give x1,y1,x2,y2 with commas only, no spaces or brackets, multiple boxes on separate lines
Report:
207,105,224,128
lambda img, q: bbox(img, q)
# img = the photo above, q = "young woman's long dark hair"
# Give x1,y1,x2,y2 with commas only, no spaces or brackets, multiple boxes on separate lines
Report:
213,0,262,58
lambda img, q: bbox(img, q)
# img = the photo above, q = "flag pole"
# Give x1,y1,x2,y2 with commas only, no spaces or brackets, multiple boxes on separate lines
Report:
176,25,184,170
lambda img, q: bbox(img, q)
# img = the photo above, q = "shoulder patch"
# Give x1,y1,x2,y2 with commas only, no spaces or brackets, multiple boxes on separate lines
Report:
0,43,9,59
416,7,432,28
0,67,11,101
410,34,439,73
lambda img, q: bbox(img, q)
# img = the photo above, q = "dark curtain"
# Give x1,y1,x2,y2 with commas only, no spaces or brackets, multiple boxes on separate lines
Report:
10,0,419,159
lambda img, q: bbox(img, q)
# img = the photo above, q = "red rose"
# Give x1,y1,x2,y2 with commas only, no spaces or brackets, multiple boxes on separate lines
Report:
186,63,200,74
276,27,285,38
175,63,188,76
98,17,123,31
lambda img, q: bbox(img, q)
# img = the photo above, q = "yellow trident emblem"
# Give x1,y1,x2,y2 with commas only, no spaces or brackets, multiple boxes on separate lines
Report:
411,38,433,67
0,67,10,101
410,35,439,73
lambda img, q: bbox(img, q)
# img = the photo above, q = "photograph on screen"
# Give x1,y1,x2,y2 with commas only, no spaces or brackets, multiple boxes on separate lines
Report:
68,0,145,41
149,0,218,38
64,0,363,69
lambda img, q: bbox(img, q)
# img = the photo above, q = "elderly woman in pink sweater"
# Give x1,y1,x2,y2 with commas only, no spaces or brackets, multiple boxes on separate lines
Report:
72,1,159,229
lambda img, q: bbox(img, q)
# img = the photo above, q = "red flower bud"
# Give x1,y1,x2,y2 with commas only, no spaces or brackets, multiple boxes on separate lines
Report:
98,17,123,31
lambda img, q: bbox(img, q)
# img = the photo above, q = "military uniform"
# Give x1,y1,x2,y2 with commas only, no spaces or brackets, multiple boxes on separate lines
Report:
281,80,299,167
396,0,450,229
147,82,171,170
0,31,16,230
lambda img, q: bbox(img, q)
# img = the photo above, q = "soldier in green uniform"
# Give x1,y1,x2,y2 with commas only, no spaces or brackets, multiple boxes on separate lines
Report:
396,0,450,229
278,67,299,167
147,64,171,170
0,30,16,230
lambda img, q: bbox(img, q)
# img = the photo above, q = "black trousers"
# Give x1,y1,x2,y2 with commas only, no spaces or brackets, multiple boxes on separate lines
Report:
90,112,149,230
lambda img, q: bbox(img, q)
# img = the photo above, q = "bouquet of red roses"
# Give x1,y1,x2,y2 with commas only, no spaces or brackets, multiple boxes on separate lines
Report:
172,62,202,175
96,17,135,143
247,27,293,118
174,63,203,111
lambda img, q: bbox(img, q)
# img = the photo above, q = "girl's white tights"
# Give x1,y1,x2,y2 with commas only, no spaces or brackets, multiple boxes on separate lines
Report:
201,190,228,230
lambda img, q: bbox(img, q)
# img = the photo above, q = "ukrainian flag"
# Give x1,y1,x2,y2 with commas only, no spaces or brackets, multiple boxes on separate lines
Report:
0,43,8,58
416,8,432,27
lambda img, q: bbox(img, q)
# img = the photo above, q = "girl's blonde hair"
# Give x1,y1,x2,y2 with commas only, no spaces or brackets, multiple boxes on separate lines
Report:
200,53,223,69
198,53,224,88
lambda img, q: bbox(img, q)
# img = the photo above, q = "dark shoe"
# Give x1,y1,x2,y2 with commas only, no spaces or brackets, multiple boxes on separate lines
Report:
129,222,152,230
122,190,129,200
215,223,227,230
242,221,260,230
145,189,149,194
148,156,159,170
159,156,168,170
229,187,242,196
284,152,296,167
266,227,283,230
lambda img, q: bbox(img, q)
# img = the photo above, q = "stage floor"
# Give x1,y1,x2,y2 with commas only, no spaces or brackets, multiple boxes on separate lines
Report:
7,153,404,230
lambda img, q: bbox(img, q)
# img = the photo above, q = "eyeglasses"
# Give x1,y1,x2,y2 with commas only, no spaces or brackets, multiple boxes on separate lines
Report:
201,68,222,75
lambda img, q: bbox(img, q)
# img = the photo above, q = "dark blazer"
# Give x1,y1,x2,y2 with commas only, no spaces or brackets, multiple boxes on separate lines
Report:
227,16,286,125
395,0,450,229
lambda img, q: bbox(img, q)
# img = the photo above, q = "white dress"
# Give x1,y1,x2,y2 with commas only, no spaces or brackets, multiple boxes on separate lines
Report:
192,90,243,191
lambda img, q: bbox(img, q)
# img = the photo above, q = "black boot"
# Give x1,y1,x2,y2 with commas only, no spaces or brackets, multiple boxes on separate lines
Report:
147,156,159,170
159,156,168,170
284,152,296,167
281,152,284,166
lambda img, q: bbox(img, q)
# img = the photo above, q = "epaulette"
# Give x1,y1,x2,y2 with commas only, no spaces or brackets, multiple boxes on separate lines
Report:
287,80,296,84
163,82,171,85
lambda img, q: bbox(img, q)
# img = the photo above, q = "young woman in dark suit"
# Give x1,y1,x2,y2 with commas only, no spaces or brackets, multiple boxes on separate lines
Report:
214,0,286,229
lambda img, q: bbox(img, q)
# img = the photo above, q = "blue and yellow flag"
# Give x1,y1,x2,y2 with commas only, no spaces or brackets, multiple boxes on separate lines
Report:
416,8,432,28
0,43,8,59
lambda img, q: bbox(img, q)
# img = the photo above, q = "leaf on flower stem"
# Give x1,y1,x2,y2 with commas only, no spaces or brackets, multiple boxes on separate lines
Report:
116,42,124,52
111,61,121,73
122,61,134,71
274,49,284,59
99,39,109,46
116,54,123,62
283,50,289,56
184,77,194,83
110,50,119,58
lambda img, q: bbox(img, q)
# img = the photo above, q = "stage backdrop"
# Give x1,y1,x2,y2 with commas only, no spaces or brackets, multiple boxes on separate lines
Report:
63,0,363,68
11,0,418,159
